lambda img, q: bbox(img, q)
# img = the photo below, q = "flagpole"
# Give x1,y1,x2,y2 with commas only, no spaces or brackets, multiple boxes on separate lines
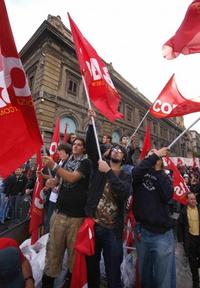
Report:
131,109,150,137
42,132,52,177
168,115,200,149
82,75,102,160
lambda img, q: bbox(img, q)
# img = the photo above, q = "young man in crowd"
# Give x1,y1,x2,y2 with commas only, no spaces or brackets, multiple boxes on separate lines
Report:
42,138,91,288
85,110,132,288
177,192,200,288
132,147,176,288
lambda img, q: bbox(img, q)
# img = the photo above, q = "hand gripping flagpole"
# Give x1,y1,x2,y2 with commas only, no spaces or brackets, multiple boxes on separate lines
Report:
131,109,150,138
168,115,200,149
82,75,102,161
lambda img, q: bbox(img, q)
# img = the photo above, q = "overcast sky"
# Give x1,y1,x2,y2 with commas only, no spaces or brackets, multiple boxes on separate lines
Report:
5,0,200,133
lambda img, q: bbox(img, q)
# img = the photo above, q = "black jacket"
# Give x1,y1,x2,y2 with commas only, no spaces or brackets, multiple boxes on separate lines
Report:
132,154,174,234
85,125,132,239
4,173,27,196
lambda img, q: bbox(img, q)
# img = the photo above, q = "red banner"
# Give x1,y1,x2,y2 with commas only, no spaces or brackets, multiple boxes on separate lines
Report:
68,14,123,122
164,157,189,205
0,0,42,177
163,0,200,59
29,151,44,244
149,74,200,118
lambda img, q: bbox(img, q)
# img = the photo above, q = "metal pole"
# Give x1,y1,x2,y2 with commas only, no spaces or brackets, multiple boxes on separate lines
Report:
82,75,102,160
131,109,150,137
168,115,200,149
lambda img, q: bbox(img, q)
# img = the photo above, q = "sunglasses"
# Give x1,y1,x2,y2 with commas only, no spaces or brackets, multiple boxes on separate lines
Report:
112,147,123,153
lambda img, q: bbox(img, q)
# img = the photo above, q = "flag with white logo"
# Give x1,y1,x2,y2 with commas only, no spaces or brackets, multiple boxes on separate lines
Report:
149,74,200,118
68,14,123,122
29,151,44,244
0,0,42,177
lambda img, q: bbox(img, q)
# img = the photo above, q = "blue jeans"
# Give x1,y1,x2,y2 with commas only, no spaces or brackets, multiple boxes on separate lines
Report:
87,224,123,288
134,224,176,288
0,193,9,223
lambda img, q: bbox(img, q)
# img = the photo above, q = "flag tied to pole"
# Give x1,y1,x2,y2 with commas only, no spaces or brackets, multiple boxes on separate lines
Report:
0,0,42,177
29,151,44,244
163,0,200,59
68,14,123,122
163,157,189,205
70,218,95,288
149,74,200,118
140,124,151,160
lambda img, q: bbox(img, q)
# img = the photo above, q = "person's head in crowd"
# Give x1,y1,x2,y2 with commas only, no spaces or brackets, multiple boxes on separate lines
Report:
146,148,166,171
0,238,34,288
67,133,77,144
120,135,129,147
15,167,23,176
191,176,198,186
57,144,71,161
72,137,86,157
108,143,127,166
102,135,112,145
186,192,197,208
183,174,190,185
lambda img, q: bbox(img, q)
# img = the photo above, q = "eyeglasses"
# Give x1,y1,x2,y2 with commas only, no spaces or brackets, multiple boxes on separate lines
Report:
112,148,123,153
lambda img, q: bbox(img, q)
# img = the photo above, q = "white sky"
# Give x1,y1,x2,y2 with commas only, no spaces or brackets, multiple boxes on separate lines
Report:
5,0,200,133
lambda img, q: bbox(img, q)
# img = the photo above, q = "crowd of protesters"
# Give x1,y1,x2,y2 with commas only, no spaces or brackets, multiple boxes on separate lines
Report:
0,111,200,288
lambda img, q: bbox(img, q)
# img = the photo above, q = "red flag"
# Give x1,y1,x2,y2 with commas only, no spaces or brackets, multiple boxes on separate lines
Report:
70,218,95,288
63,125,68,144
29,151,44,244
0,0,42,177
163,0,200,59
68,14,123,122
164,157,189,205
149,74,200,118
123,196,136,253
49,118,60,156
140,124,151,160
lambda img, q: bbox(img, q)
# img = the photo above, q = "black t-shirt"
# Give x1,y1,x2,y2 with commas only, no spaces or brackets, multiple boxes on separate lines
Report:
56,158,91,217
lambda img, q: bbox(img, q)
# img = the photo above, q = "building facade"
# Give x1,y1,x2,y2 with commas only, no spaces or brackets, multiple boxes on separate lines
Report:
20,15,188,156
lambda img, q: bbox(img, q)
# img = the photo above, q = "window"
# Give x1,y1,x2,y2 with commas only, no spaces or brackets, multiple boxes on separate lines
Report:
67,79,78,95
139,112,145,128
60,117,77,134
127,107,132,122
112,131,120,143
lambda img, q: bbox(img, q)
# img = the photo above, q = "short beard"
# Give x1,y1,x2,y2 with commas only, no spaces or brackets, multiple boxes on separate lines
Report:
110,157,122,164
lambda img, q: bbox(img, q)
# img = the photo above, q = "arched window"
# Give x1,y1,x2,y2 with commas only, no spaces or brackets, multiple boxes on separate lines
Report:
112,131,120,144
60,117,76,134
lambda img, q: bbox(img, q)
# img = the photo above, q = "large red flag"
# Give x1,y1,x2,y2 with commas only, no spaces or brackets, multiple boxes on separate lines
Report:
29,151,44,244
164,157,189,205
68,14,123,122
140,124,151,160
0,0,42,177
149,74,200,118
49,118,60,156
163,0,200,59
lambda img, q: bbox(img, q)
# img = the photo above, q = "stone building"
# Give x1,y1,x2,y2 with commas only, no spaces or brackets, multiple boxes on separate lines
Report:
20,15,188,156
188,130,200,155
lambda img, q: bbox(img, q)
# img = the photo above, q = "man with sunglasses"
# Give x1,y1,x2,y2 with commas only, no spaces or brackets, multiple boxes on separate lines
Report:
85,110,132,288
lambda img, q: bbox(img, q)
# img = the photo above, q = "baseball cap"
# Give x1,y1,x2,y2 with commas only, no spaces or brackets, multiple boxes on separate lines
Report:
0,247,25,288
